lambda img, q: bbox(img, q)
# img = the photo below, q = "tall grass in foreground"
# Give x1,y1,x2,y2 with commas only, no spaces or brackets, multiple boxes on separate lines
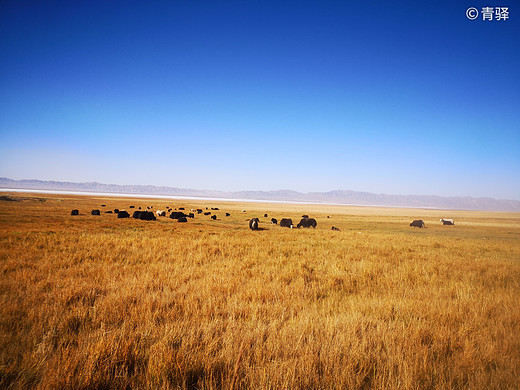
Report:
0,194,519,389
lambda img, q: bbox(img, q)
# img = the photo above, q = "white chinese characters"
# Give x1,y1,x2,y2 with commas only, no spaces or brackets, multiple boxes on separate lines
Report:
466,6,509,21
494,7,509,20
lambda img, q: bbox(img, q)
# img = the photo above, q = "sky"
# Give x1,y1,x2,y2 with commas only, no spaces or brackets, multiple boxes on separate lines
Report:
1,1,519,200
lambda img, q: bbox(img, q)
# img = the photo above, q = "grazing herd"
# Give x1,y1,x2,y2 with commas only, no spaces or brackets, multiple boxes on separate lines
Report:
408,219,455,228
70,204,455,232
73,205,221,222
248,216,317,230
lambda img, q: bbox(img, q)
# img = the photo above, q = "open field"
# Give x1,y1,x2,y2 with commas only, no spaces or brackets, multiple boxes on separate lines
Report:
1,192,519,389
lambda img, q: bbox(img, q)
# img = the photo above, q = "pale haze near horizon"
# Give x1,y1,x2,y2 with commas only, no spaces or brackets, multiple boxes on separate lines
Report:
1,2,519,200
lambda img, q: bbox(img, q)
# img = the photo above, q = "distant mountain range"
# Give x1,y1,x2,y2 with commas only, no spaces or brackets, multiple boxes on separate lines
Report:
1,177,519,212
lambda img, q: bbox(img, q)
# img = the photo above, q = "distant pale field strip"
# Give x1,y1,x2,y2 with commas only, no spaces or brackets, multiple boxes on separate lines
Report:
1,192,519,389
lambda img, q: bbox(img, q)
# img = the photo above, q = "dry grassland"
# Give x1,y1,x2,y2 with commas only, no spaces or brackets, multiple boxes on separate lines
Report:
1,192,519,389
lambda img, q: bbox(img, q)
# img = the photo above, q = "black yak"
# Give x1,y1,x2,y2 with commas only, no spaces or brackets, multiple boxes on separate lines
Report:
117,210,130,218
249,218,259,230
297,218,317,228
280,218,293,228
410,220,425,228
136,211,156,221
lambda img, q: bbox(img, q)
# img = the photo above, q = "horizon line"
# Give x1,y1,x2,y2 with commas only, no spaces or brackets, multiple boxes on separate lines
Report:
1,188,513,213
1,177,519,202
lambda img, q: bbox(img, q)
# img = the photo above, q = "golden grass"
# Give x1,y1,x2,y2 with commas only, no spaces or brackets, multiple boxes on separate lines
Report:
1,192,519,389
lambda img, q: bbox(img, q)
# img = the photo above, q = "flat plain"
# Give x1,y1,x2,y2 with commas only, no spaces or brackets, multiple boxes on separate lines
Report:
1,192,519,389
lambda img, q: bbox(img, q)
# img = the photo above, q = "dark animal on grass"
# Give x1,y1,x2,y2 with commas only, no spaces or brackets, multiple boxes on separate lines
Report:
302,215,309,218
129,206,135,208
170,212,186,219
331,226,340,231
226,213,230,216
142,211,156,220
105,211,113,214
91,209,100,216
101,204,106,207
410,220,425,228
211,215,217,220
204,212,211,215
249,218,259,230
264,214,268,217
280,218,293,228
135,211,156,221
114,209,119,213
133,211,154,219
197,209,203,214
187,213,195,218
71,209,79,216
271,218,277,224
211,207,219,210
179,207,185,210
297,218,317,228
117,211,130,218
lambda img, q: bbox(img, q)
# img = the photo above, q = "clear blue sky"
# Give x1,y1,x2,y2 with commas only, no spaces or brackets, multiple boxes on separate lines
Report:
1,1,519,199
